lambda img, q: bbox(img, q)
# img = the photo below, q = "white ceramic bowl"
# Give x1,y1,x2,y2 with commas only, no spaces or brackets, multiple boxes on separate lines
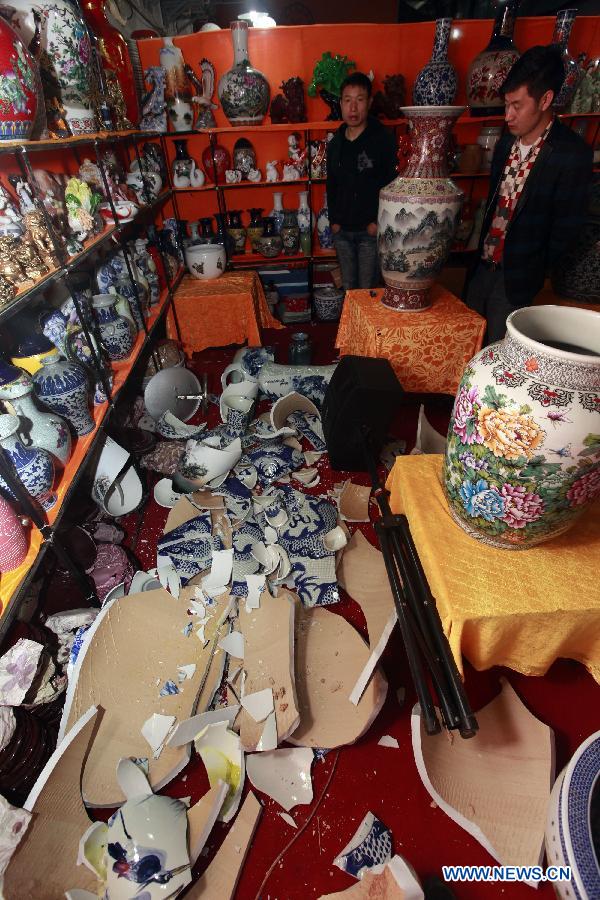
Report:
184,242,226,280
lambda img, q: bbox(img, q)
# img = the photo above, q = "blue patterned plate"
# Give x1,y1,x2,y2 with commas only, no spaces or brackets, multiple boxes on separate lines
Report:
562,730,600,899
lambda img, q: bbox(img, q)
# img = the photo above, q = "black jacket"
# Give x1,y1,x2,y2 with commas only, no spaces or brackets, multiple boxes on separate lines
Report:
469,118,593,307
326,117,397,231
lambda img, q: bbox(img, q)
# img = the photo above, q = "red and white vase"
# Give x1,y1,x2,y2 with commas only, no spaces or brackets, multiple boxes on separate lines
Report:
0,494,27,572
378,105,464,312
0,16,38,140
467,0,520,117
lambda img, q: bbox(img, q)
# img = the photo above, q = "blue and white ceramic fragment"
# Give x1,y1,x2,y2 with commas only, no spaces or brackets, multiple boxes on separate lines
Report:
333,811,393,880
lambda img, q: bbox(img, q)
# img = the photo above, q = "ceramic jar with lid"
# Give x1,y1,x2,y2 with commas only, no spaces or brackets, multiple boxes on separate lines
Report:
92,294,135,361
288,332,313,366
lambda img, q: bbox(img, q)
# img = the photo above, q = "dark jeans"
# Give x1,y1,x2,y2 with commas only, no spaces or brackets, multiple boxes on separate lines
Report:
464,262,528,345
332,229,379,290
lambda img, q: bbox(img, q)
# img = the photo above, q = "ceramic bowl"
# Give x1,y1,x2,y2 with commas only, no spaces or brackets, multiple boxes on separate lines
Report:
184,242,226,280
103,465,144,517
144,368,202,422
256,234,282,258
313,286,345,322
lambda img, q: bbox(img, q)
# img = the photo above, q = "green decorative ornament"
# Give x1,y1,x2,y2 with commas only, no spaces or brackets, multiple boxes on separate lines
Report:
308,51,356,120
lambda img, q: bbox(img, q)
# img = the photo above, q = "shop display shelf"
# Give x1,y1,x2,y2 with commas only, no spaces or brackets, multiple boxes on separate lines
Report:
162,119,405,138
0,129,162,156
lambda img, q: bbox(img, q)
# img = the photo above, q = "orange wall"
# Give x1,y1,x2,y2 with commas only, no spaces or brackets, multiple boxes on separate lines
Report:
137,17,600,126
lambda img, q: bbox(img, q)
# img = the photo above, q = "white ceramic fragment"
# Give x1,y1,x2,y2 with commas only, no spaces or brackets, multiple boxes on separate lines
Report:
323,525,348,552
156,411,207,440
304,451,324,466
246,747,313,811
168,706,241,747
279,812,298,829
195,721,245,823
245,574,266,613
141,713,176,757
128,570,162,594
0,794,31,877
156,560,181,599
178,437,242,488
187,781,229,865
153,477,186,509
218,631,245,659
318,854,424,899
263,525,278,544
378,735,400,749
256,710,278,752
270,391,320,431
177,664,197,683
116,757,153,800
241,688,274,723
333,811,393,879
349,611,397,706
202,548,234,596
411,404,447,455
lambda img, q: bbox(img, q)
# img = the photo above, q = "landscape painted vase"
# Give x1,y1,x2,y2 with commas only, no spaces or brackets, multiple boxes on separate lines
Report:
218,20,270,126
33,352,93,436
92,293,134,361
551,9,582,109
0,494,27,572
467,0,520,117
0,413,56,511
443,306,600,550
0,364,71,467
5,0,96,133
0,17,38,139
378,106,464,312
160,37,193,131
413,18,457,106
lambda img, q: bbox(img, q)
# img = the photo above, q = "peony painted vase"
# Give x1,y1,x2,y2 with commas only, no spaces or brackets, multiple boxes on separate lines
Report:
0,16,38,139
0,413,56,510
443,306,600,550
0,494,27,572
33,351,93,436
378,106,464,312
5,0,96,134
218,20,270,126
467,0,520,117
413,18,457,106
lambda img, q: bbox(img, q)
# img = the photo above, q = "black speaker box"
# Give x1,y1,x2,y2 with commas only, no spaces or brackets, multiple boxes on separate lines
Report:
322,355,403,470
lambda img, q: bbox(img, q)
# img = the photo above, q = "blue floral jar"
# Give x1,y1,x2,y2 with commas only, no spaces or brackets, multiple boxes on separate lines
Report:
33,351,94,436
0,413,56,510
92,293,135,361
413,18,457,106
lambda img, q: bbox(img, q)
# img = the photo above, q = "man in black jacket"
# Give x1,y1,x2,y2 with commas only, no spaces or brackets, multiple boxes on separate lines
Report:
464,45,592,344
327,72,397,290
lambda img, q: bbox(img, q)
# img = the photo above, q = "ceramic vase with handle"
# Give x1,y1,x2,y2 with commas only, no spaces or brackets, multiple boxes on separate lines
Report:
0,362,71,467
0,16,38,140
378,106,464,312
443,306,600,550
413,18,457,106
92,293,134,361
218,20,270,126
33,351,93,436
0,413,56,510
551,9,582,109
160,37,193,131
5,0,96,133
467,0,520,116
0,493,27,572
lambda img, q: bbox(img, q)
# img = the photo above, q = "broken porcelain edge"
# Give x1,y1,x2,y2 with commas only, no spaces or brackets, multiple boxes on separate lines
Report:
349,610,397,706
246,747,314,811
188,779,229,865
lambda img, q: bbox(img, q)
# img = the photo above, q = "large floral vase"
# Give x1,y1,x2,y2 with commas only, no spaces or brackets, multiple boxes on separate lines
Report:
0,17,37,139
33,354,93,436
5,0,95,134
443,306,600,550
466,0,520,117
378,106,464,312
218,20,270,127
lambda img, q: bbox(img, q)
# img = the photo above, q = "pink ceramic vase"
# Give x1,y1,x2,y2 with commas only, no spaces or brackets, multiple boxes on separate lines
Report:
0,495,27,572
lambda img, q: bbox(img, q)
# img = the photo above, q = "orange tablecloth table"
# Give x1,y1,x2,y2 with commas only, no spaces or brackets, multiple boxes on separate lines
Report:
386,454,600,684
166,271,282,355
335,285,485,394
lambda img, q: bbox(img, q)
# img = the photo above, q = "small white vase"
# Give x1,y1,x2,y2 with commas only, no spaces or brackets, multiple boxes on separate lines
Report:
270,192,284,234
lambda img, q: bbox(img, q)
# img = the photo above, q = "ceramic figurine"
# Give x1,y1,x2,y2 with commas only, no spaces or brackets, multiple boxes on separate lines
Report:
444,305,600,549
270,76,307,123
371,74,406,120
0,363,71,467
266,161,280,183
233,138,257,179
551,9,583,109
316,193,333,249
0,235,29,288
201,142,231,184
0,413,56,510
0,16,38,140
308,51,356,120
105,70,133,131
378,106,464,311
225,169,242,184
467,0,520,117
0,494,27,572
283,163,301,182
33,351,94,436
185,58,218,129
413,18,457,106
4,0,96,133
8,175,35,214
92,293,134,360
139,66,167,133
65,177,102,247
218,20,270,126
0,184,23,238
160,37,193,131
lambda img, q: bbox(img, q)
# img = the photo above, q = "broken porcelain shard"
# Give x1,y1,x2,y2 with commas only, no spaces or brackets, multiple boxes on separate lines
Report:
142,713,177,756
168,706,240,747
194,720,245,823
246,747,314,811
333,811,393,879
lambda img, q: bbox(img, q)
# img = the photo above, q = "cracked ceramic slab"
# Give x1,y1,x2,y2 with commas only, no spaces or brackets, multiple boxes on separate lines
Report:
248,442,304,485
287,411,327,451
333,811,393,879
411,678,554,870
319,855,424,899
246,747,313,811
338,480,372,523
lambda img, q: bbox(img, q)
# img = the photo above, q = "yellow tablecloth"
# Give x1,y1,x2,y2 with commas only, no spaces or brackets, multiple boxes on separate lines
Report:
386,454,600,683
166,271,282,355
335,285,486,395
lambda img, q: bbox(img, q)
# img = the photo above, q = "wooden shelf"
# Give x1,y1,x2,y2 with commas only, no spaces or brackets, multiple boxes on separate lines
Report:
0,129,162,155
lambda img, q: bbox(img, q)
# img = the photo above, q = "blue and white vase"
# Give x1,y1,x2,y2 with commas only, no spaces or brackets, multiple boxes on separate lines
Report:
0,366,71,467
0,413,56,510
33,352,94,436
112,278,145,332
317,193,333,250
413,18,457,106
92,293,134,361
133,238,160,304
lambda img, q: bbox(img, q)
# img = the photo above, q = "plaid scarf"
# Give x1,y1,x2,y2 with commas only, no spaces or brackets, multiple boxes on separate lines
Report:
482,121,553,265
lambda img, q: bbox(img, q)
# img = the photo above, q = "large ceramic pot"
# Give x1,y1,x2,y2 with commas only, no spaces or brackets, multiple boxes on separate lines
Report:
551,9,582,110
0,17,38,140
160,37,193,131
443,306,600,550
80,0,139,124
0,413,56,510
413,18,457,106
184,242,225,280
218,20,270,126
33,351,93,436
467,0,520,117
378,106,464,312
92,293,134,361
5,0,95,134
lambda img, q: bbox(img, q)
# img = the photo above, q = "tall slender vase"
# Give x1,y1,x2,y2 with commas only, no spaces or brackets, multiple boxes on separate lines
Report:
297,191,312,256
551,9,582,109
270,192,284,234
218,20,270,126
413,18,457,106
317,193,333,249
32,352,93,436
378,106,465,312
80,0,139,124
467,0,520,117
0,413,56,510
160,37,193,132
